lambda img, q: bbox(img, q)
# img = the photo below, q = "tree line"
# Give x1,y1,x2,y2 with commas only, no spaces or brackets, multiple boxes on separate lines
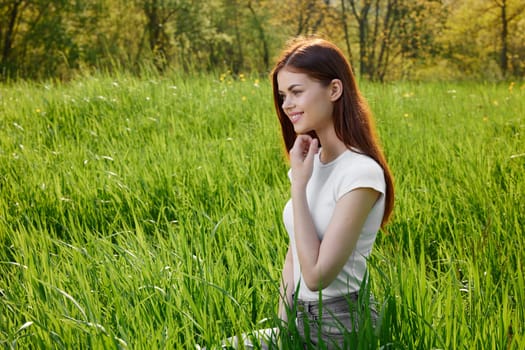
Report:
1,0,524,81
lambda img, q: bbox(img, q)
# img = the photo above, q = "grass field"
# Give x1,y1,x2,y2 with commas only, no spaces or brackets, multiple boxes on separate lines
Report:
0,73,523,349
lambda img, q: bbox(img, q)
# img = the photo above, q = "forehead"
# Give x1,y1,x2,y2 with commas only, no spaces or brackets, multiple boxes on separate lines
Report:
277,69,313,90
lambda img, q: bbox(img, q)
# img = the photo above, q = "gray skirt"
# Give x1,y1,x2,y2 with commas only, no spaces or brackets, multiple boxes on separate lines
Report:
202,292,377,349
295,292,378,349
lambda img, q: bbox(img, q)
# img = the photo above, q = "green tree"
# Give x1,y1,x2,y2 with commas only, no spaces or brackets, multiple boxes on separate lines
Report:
0,0,77,79
442,0,525,79
247,1,270,71
0,0,23,74
491,0,525,77
342,0,445,81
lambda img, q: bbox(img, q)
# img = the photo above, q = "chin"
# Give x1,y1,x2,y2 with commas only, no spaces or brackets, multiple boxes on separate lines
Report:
293,125,311,134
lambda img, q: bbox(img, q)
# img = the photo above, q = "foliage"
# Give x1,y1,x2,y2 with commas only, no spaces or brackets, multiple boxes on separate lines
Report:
442,0,525,79
0,0,524,80
0,74,523,348
340,0,447,81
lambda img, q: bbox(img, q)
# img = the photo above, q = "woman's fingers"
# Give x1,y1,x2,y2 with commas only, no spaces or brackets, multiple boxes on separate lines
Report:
306,138,318,160
291,135,318,162
290,135,318,188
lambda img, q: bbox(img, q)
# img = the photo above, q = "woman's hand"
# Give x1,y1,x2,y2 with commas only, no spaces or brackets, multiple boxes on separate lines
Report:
290,135,319,189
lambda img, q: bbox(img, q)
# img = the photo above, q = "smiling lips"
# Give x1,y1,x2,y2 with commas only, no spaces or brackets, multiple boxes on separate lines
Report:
289,112,303,124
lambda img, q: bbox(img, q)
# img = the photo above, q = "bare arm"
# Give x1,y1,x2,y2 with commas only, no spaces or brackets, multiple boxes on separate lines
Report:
278,246,294,321
289,135,380,291
292,186,379,291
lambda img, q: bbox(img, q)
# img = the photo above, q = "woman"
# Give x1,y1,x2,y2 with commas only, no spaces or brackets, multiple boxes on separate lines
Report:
273,37,394,348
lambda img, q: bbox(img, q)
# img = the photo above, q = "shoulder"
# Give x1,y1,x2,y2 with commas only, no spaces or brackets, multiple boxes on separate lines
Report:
338,150,384,177
332,150,386,198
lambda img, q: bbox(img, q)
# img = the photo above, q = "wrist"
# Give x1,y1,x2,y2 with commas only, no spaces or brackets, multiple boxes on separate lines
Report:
291,183,307,197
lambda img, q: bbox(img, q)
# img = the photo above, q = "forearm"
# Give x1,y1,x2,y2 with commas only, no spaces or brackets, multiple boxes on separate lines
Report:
291,186,324,290
279,248,294,321
292,186,379,291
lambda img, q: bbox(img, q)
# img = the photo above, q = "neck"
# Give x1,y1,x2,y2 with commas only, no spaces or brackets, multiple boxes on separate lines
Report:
317,129,347,164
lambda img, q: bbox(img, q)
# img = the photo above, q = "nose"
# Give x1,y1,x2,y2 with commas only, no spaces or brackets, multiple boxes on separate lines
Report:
281,95,293,110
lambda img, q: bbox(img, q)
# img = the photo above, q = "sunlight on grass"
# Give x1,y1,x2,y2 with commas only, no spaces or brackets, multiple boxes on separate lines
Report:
0,74,523,348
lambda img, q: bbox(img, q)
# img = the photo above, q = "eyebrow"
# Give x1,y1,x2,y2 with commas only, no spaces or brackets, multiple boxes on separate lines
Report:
278,83,303,94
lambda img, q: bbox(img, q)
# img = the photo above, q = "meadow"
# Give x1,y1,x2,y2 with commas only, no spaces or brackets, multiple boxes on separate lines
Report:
0,73,523,349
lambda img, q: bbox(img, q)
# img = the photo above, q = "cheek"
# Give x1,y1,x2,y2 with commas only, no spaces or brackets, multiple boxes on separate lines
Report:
311,90,333,110
313,99,334,119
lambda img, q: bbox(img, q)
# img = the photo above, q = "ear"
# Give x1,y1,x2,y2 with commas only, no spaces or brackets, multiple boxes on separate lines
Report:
328,79,343,102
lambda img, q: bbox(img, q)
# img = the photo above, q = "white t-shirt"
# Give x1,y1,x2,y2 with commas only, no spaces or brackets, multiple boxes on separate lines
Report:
283,148,386,301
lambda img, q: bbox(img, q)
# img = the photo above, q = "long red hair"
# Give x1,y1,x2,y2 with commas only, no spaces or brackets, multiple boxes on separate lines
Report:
271,37,394,227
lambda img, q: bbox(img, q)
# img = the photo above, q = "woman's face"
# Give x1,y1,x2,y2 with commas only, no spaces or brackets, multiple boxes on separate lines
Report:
277,69,335,135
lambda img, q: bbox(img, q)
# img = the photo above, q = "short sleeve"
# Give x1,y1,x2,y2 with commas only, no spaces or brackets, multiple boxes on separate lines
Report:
336,157,386,201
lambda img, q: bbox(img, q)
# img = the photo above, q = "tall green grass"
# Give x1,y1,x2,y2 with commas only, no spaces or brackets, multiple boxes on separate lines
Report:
0,73,523,349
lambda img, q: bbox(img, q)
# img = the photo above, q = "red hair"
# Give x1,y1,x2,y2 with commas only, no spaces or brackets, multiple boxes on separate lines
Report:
271,37,394,227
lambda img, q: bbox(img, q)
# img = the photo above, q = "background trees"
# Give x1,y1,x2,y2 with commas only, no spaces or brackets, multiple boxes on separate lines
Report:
340,0,446,81
0,0,523,81
442,0,525,79
0,0,79,79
